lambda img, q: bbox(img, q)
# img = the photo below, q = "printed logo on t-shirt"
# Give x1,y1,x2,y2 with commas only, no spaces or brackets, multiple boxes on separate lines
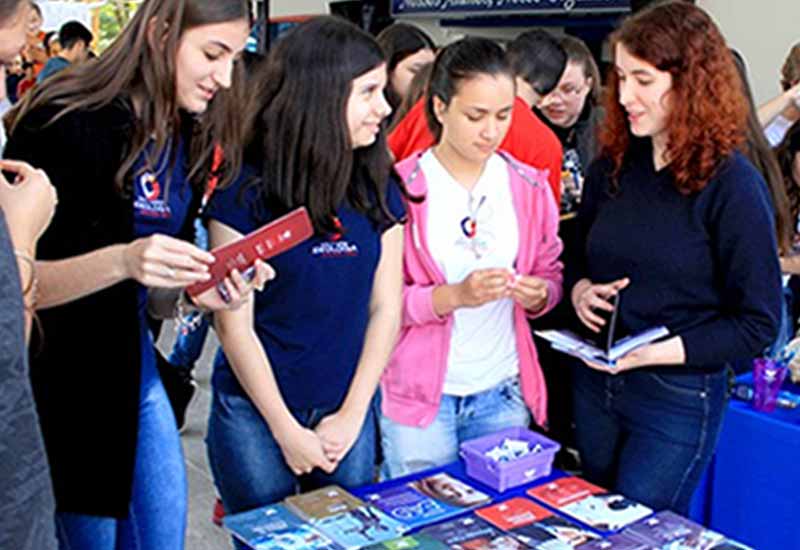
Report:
312,240,359,258
134,172,172,219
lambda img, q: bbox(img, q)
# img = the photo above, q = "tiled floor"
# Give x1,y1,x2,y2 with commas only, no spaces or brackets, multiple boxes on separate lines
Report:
157,323,232,549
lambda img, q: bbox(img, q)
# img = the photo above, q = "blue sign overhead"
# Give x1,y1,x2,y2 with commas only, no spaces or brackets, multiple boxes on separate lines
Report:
392,0,631,17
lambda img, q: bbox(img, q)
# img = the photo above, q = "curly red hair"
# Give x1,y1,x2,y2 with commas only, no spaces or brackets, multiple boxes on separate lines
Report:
600,2,747,194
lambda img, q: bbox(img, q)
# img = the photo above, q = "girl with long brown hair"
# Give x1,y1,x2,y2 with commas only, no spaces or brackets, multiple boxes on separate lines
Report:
568,2,782,514
3,1,269,548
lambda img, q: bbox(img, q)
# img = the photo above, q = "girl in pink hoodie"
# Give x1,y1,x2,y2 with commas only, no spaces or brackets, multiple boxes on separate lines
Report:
380,37,564,478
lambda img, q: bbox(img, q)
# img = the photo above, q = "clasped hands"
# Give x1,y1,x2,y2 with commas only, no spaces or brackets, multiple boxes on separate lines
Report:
571,277,685,373
277,409,365,476
458,268,549,312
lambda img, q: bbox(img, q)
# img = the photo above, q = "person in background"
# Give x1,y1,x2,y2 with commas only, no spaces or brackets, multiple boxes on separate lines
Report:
389,60,432,132
758,42,800,147
4,53,24,103
388,31,565,205
4,1,268,548
537,35,602,216
0,1,59,548
37,20,91,84
376,22,435,126
569,2,781,515
21,1,45,74
42,29,58,57
732,50,794,355
205,18,404,544
380,38,563,478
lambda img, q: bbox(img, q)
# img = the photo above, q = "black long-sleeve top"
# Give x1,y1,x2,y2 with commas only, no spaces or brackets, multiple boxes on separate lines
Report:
569,140,782,370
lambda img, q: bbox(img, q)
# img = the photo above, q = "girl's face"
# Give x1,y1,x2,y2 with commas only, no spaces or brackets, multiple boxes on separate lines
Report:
615,43,673,144
434,72,515,165
346,63,392,149
539,60,592,129
0,2,31,64
174,18,250,114
391,47,435,100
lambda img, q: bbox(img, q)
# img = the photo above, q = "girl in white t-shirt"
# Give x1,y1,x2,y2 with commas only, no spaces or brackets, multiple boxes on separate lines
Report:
380,37,563,478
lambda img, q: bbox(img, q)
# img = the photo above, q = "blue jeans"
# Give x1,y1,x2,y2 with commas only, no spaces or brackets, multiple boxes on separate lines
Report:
572,364,728,515
55,351,187,550
167,315,210,371
380,376,531,479
206,389,377,518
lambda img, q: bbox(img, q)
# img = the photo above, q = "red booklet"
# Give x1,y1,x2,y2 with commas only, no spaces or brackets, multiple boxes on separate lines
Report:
186,207,313,298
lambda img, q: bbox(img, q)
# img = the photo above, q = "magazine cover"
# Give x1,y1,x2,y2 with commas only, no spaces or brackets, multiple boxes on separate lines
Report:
222,503,342,550
314,505,408,549
363,473,490,529
361,533,450,549
285,486,365,522
476,497,601,549
527,478,652,532
421,515,529,549
624,511,754,550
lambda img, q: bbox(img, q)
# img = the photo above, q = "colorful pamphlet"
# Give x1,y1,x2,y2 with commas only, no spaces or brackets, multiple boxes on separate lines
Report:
284,485,365,522
222,503,342,550
361,533,450,549
624,511,754,549
527,477,652,533
579,532,657,550
476,497,601,549
362,473,491,530
421,515,529,549
312,505,408,550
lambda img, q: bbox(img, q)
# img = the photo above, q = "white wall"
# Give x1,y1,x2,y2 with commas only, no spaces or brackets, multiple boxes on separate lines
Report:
39,1,103,32
270,0,329,18
698,0,800,105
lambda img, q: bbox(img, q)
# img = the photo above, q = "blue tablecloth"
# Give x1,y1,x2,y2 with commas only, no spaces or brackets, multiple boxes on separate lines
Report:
691,374,800,550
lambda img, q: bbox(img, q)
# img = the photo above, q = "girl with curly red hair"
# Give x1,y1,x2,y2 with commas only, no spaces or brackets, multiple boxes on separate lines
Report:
567,1,782,514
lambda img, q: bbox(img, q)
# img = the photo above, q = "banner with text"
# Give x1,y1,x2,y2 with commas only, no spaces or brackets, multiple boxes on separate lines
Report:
392,0,630,17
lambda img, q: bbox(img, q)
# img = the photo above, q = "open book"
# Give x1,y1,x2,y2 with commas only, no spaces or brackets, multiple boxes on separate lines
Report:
535,294,668,367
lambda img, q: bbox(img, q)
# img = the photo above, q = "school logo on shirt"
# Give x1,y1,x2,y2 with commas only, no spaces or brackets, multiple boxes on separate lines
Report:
134,172,172,219
312,240,359,258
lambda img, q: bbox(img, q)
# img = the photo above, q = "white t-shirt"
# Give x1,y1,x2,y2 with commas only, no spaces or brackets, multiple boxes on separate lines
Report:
421,151,520,396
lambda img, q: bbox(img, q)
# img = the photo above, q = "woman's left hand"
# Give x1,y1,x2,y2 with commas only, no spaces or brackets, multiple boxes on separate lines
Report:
191,260,275,312
314,408,366,464
582,336,686,374
510,274,549,313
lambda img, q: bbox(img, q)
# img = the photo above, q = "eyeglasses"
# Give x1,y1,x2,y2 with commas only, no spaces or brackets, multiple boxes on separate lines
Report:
545,82,587,101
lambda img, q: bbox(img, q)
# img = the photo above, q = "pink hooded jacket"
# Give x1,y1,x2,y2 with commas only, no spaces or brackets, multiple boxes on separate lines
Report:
380,150,564,429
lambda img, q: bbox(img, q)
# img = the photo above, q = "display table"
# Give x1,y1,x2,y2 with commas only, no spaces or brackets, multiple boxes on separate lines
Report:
690,375,800,550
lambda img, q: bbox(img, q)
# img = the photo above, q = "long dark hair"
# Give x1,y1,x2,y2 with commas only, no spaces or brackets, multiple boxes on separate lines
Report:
8,0,251,195
776,122,800,236
245,16,398,236
376,23,435,113
732,50,792,254
425,37,513,142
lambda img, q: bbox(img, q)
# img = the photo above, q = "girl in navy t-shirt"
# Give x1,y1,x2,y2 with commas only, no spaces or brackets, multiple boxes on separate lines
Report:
205,17,406,523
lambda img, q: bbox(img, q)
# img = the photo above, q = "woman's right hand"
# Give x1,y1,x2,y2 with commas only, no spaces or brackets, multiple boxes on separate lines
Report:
276,424,337,476
571,277,630,332
122,234,215,288
456,268,512,308
0,159,57,252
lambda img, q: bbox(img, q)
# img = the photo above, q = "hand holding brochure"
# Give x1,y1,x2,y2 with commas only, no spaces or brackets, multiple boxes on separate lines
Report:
186,207,313,298
535,294,668,367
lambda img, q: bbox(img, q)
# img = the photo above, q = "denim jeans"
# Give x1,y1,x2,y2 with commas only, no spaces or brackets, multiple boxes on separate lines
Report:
167,315,210,371
206,389,377,520
379,376,531,479
55,350,187,550
571,364,728,515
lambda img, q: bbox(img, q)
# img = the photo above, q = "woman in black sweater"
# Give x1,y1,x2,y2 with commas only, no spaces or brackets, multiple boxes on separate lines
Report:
568,2,782,514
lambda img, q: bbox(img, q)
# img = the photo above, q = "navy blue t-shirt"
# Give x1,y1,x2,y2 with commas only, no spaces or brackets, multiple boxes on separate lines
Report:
132,139,194,372
206,166,406,410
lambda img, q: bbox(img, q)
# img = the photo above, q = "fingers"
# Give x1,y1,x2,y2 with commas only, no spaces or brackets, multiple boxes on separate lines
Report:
0,159,36,178
251,260,275,291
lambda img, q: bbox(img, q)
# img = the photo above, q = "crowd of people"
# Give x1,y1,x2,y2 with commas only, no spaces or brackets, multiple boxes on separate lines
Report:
0,0,796,549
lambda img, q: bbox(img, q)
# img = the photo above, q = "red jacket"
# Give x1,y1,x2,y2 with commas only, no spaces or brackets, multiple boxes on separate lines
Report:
388,97,563,205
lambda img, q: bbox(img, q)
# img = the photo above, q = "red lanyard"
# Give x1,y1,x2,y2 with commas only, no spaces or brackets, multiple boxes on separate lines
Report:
200,144,224,213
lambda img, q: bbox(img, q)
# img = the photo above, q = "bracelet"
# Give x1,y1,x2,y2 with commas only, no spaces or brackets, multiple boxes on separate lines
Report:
175,291,205,335
14,249,37,298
